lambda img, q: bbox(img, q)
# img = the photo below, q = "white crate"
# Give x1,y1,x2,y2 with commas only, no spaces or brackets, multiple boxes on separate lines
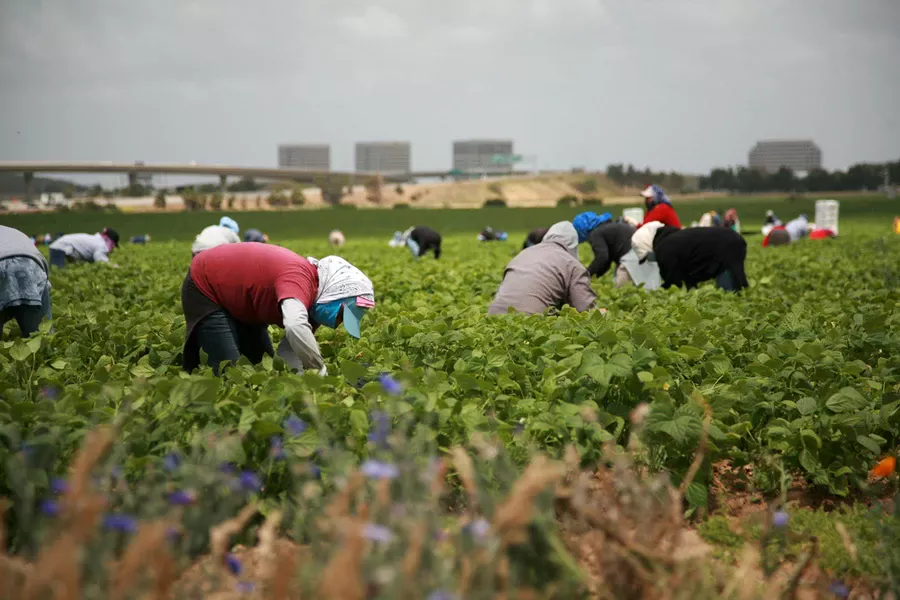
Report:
623,207,644,223
815,199,839,235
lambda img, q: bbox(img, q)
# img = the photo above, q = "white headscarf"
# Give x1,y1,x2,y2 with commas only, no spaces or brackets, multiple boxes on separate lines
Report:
308,256,375,305
541,221,579,258
631,221,666,260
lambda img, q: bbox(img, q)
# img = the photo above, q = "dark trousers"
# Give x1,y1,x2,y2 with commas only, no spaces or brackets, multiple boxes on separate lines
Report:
715,269,738,292
191,310,273,375
49,249,67,268
0,286,52,337
418,241,441,259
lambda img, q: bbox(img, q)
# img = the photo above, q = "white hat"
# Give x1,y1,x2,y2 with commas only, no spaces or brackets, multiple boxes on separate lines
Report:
640,185,655,199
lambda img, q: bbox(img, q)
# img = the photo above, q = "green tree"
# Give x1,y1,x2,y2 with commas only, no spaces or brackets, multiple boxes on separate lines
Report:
316,176,347,206
154,190,167,210
209,191,223,211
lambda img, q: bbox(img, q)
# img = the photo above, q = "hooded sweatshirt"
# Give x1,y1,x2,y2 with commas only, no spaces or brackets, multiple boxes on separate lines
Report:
0,225,48,272
488,221,595,315
648,225,749,291
586,222,635,277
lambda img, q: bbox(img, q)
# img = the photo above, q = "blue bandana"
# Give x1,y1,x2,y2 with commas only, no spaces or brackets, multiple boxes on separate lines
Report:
312,299,343,328
572,211,613,243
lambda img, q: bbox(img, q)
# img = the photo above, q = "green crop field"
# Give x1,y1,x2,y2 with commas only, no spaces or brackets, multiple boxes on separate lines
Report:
2,202,899,597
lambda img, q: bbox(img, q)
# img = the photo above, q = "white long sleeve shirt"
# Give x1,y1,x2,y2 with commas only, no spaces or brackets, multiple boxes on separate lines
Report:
278,299,327,376
192,226,241,254
49,233,111,263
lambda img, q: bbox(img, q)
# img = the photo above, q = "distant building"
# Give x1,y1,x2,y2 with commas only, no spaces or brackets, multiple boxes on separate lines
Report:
278,144,331,170
748,140,822,174
453,140,514,174
355,142,411,174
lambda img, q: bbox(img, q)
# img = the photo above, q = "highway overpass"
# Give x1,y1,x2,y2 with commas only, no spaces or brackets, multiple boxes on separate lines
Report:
0,161,455,200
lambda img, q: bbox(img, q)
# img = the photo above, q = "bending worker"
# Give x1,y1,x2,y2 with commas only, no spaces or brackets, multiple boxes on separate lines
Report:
49,228,119,267
632,222,749,292
640,185,681,228
572,211,637,284
243,229,268,243
489,221,600,315
0,225,51,337
192,216,240,256
181,243,375,375
406,226,442,259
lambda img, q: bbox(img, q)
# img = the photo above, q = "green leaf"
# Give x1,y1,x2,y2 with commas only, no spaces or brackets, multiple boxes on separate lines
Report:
349,409,369,437
800,429,821,451
238,407,258,434
796,397,818,416
637,371,654,383
340,360,368,384
130,364,156,378
856,434,881,455
677,345,705,360
8,341,33,362
685,481,708,509
825,387,867,413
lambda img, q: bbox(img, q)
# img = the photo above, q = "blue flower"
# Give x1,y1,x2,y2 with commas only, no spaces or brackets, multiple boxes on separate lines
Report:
40,499,59,516
360,460,399,480
240,471,262,492
427,591,459,600
828,580,850,598
772,511,789,529
270,436,285,460
283,415,307,437
378,374,402,396
362,523,394,543
103,514,137,534
40,386,59,400
225,553,242,576
163,453,181,473
463,518,491,541
310,464,321,480
219,462,237,475
169,490,197,506
235,581,255,594
368,411,390,448
51,478,69,494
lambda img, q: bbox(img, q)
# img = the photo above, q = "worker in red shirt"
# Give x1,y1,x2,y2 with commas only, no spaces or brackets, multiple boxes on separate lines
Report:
181,243,375,376
639,185,681,229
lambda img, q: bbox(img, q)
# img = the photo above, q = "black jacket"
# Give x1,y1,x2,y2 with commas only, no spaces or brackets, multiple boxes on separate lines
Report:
653,226,749,291
522,227,549,249
410,226,441,247
586,222,635,277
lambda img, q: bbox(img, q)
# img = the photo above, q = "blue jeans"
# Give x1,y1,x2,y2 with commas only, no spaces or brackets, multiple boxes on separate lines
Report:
0,286,52,337
715,269,738,292
192,310,273,375
49,249,67,268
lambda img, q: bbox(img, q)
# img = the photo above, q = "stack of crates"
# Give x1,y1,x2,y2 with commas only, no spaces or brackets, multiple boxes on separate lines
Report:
815,199,840,235
623,207,644,224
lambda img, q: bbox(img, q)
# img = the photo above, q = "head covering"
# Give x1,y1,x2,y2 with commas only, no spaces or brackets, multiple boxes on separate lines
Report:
725,208,738,222
541,221,580,258
218,216,239,234
631,221,665,260
640,185,671,209
102,227,120,247
572,211,613,243
243,228,266,243
310,256,375,338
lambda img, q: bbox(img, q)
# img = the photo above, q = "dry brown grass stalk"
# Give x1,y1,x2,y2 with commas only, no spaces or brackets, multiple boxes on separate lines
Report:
401,521,426,597
325,471,363,522
110,521,171,600
493,455,564,546
430,458,448,501
316,518,366,600
210,502,258,561
451,446,479,510
21,533,81,600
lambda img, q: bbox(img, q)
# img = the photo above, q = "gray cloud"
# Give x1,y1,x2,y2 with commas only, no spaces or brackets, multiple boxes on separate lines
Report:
1,0,897,180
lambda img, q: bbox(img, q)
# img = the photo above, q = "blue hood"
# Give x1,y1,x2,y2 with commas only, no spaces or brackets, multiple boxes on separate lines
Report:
572,211,613,243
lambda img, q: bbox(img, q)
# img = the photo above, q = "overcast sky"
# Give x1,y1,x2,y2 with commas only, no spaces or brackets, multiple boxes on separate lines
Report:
1,0,897,182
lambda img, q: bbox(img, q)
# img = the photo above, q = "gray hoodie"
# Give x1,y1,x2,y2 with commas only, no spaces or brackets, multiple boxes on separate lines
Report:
0,225,48,272
488,221,596,315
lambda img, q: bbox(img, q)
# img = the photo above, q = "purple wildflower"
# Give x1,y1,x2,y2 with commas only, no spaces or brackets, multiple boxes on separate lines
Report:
169,489,197,506
360,460,399,480
463,518,491,541
362,523,394,543
51,478,69,494
368,411,390,447
235,581,255,594
772,510,789,529
163,453,181,472
310,464,321,480
40,386,59,400
109,465,124,480
828,581,850,598
270,436,285,460
103,514,138,533
40,499,59,516
219,462,237,475
225,553,242,576
513,421,526,435
284,415,307,437
427,591,459,600
240,471,262,492
378,373,402,396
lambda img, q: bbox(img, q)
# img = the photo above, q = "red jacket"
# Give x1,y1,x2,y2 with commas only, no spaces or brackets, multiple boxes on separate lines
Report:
641,204,681,229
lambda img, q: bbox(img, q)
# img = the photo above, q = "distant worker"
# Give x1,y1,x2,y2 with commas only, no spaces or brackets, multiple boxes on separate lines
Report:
244,229,268,243
0,225,52,337
640,185,681,229
573,211,637,284
488,221,600,315
130,234,151,245
724,208,741,233
181,244,375,376
192,216,240,256
477,227,508,242
784,214,811,242
809,228,836,240
389,231,407,248
406,226,442,259
632,222,749,292
522,227,550,250
329,230,346,247
49,227,120,268
761,210,782,237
